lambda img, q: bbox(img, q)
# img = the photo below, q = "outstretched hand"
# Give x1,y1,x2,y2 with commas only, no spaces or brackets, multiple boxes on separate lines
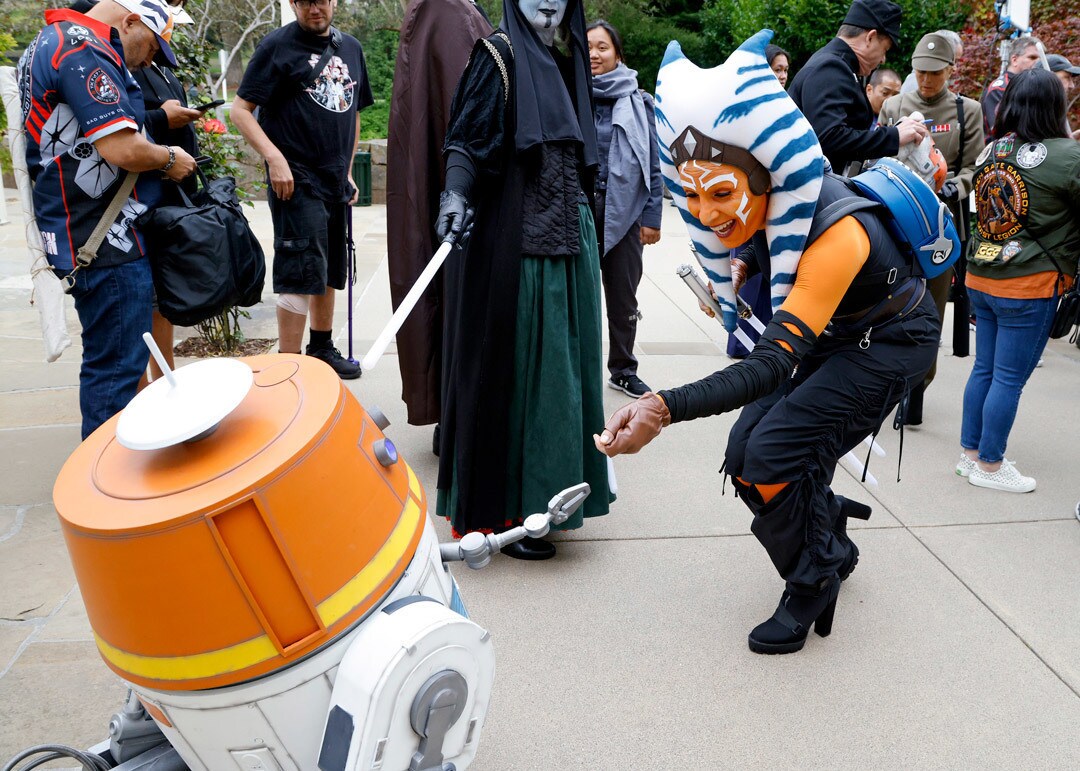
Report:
593,393,671,457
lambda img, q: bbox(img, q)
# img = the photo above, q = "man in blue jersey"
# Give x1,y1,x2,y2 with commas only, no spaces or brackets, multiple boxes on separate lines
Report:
19,0,196,439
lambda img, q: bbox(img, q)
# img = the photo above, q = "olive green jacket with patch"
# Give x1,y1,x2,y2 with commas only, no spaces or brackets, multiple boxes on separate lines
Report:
967,136,1080,280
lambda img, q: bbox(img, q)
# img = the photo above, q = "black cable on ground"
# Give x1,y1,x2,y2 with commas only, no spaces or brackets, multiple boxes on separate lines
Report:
2,743,110,771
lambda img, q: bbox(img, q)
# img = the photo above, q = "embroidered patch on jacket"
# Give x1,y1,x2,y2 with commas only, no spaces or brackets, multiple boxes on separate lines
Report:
1001,240,1022,260
1015,142,1047,169
974,162,1028,242
993,136,1014,158
87,69,120,105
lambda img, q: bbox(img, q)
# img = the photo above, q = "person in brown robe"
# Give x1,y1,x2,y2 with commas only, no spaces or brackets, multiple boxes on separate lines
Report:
386,0,492,427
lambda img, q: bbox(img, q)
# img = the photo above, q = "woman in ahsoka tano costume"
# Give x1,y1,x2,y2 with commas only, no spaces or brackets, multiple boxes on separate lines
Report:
596,31,940,653
433,0,610,560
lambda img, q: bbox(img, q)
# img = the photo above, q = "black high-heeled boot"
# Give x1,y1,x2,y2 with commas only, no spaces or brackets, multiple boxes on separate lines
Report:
747,581,841,654
834,496,871,580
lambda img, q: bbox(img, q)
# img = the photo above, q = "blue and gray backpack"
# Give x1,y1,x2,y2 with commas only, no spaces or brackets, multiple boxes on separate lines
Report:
808,157,962,279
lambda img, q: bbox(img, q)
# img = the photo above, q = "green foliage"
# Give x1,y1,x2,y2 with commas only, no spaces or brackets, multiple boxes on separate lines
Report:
195,306,252,354
0,31,17,64
700,0,968,74
586,0,713,91
332,10,401,139
0,1,65,52
170,18,218,101
0,31,15,169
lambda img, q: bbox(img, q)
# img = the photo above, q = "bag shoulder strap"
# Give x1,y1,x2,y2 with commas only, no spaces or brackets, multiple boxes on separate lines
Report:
300,28,341,90
806,196,881,246
74,170,139,268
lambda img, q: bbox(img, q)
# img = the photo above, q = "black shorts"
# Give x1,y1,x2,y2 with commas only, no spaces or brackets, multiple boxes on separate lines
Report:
269,186,348,294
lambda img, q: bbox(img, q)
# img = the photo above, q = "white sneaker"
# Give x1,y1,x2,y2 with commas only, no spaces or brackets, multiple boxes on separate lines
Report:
955,454,976,477
968,460,1036,493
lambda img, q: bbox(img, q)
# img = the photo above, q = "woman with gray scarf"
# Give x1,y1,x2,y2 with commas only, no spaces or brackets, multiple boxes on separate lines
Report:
588,20,664,397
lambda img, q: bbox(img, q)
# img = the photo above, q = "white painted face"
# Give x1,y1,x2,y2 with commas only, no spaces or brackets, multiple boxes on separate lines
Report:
518,0,568,45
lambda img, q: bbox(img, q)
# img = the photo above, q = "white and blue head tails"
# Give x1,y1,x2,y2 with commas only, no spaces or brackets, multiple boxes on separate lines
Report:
654,30,824,332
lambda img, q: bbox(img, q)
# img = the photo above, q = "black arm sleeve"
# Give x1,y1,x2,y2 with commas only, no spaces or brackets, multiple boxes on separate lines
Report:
658,311,817,423
444,150,476,198
443,41,507,173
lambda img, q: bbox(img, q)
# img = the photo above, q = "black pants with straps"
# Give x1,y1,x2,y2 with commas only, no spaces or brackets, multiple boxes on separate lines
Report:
724,294,940,595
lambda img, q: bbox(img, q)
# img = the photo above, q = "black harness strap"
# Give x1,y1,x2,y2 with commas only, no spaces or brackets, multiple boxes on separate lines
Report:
301,28,342,91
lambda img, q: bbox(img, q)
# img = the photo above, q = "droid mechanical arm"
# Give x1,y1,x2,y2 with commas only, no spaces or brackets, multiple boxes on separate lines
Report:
438,483,592,569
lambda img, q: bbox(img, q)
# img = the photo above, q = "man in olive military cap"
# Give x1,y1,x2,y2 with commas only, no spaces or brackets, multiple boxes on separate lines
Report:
790,0,928,175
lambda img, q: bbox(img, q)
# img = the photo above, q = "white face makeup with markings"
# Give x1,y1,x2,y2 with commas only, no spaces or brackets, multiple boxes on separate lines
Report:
519,0,568,45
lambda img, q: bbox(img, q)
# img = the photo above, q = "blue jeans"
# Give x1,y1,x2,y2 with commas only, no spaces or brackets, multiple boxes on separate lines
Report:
960,288,1056,463
67,259,154,439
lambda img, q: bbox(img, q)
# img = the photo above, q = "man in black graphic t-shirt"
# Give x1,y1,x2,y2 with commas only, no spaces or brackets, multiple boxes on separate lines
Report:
233,0,373,379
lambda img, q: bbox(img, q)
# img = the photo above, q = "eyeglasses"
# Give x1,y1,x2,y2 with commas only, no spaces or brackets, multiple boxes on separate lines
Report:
294,0,332,7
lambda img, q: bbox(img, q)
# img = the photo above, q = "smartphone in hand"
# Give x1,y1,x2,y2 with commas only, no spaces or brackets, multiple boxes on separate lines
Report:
195,99,225,111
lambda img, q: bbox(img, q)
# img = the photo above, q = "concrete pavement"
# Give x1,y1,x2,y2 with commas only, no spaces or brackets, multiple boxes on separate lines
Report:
2,193,1079,769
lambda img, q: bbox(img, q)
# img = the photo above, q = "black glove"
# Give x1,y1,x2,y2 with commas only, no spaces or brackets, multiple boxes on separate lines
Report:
435,190,475,244
938,181,959,203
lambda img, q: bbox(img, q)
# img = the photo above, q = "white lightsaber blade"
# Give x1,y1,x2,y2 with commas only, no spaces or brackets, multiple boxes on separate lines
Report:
362,240,453,371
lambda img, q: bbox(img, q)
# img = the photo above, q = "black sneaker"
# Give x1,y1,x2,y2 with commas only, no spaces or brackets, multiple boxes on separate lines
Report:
305,342,361,380
607,373,651,397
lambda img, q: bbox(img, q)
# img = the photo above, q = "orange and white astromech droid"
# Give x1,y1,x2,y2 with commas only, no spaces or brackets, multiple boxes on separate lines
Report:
35,339,588,771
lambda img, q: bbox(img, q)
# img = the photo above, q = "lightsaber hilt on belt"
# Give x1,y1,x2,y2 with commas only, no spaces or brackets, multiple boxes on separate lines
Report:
362,236,455,372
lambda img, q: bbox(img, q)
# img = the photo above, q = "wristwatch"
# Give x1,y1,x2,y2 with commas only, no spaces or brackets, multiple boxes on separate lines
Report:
161,146,176,172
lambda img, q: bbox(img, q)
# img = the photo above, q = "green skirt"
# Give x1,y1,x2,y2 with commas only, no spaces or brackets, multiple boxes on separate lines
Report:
439,203,611,532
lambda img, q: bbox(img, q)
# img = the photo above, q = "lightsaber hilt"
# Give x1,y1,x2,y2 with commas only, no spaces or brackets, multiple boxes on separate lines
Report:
677,263,724,318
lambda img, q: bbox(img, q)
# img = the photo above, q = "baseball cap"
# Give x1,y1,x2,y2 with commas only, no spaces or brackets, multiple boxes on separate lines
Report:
1046,54,1080,75
112,0,178,67
911,33,955,72
843,0,903,47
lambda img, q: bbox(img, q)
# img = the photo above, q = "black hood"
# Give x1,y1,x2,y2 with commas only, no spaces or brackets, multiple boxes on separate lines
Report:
499,0,597,168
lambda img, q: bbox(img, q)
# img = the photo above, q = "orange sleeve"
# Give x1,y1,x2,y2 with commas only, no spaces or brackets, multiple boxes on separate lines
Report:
777,216,871,337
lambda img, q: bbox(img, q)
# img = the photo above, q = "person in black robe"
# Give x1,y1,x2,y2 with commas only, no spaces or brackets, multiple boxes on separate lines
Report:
386,0,492,429
433,0,611,560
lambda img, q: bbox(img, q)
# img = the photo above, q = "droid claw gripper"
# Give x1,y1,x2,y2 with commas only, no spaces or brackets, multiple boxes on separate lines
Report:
439,482,592,569
49,351,576,771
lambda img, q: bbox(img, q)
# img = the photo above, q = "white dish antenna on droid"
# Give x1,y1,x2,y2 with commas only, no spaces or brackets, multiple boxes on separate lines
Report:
115,332,253,450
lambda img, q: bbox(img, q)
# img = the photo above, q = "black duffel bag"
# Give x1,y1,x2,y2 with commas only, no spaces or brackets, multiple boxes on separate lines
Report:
136,170,265,327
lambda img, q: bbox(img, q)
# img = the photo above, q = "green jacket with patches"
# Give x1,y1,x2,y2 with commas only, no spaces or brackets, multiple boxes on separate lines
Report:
967,135,1080,280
